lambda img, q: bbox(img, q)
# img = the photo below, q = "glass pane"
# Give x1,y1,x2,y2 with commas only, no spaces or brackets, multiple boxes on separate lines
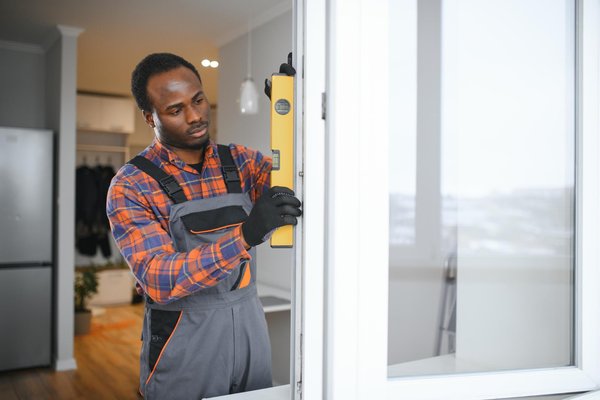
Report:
388,0,575,377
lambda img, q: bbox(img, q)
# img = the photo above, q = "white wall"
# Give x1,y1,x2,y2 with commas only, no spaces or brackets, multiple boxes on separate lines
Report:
0,45,46,128
218,10,294,386
218,10,294,293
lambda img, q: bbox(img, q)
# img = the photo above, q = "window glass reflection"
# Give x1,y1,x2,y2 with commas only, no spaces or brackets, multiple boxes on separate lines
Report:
388,0,575,377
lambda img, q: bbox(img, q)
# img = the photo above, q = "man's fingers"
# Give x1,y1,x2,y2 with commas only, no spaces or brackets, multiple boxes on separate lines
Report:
281,215,298,226
273,195,301,208
269,186,300,207
264,79,272,99
279,63,296,76
278,204,302,217
270,186,295,196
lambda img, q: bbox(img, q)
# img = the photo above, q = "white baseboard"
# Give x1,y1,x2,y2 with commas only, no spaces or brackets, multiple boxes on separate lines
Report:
54,357,77,371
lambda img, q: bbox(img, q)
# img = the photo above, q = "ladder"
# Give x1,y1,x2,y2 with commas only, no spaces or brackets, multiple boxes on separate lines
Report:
435,252,457,356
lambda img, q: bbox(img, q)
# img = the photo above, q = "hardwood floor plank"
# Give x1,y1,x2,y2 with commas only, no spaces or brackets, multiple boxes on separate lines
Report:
0,373,19,400
0,388,19,400
38,370,83,400
0,304,144,399
11,370,52,400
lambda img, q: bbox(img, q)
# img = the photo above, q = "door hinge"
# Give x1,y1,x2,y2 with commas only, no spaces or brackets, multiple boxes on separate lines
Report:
321,92,326,120
296,332,303,399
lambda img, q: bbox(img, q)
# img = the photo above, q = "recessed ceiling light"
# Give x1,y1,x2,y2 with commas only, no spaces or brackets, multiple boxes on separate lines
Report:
200,59,219,68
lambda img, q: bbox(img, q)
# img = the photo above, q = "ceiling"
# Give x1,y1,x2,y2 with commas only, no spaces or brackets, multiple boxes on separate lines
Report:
0,0,290,100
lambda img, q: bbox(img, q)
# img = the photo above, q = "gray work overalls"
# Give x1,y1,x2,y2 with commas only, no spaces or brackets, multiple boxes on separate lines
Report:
129,145,272,399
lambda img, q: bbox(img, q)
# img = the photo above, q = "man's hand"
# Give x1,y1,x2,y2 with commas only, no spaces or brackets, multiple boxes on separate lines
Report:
264,52,296,99
241,186,302,247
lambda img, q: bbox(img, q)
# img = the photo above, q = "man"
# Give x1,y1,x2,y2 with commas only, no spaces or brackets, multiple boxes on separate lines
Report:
106,53,301,399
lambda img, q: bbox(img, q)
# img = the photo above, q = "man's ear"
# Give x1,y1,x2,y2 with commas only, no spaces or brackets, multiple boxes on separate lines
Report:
143,111,155,128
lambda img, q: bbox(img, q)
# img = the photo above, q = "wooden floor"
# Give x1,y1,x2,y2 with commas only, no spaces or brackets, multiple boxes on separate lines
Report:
0,304,145,400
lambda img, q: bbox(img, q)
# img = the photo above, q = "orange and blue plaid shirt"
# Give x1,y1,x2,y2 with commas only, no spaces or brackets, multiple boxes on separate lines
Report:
106,138,271,304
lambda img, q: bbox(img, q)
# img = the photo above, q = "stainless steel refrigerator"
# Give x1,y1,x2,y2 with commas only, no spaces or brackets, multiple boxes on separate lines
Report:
0,127,53,371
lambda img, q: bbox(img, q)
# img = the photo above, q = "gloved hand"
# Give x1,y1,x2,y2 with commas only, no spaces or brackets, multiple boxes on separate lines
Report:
264,52,296,99
241,186,302,247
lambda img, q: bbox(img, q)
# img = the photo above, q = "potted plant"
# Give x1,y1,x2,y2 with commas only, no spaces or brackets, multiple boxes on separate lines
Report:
74,266,98,335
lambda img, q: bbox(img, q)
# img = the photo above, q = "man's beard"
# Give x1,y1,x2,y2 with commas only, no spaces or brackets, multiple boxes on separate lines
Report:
166,136,209,150
160,123,210,150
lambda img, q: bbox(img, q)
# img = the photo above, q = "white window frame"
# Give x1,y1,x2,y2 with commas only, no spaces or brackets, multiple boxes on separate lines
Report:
296,0,326,399
319,0,600,399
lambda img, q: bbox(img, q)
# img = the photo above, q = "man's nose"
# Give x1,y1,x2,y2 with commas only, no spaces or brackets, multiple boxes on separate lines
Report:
185,106,202,124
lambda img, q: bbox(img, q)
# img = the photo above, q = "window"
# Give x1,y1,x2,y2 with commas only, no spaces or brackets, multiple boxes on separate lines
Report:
388,0,576,377
322,0,600,398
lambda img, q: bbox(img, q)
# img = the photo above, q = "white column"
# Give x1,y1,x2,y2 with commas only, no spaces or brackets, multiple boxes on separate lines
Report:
45,24,83,371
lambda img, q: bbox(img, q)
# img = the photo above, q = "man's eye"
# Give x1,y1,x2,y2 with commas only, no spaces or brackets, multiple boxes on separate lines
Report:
194,98,203,104
170,109,181,115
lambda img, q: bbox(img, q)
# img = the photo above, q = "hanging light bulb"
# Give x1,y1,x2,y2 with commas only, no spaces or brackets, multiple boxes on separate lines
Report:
240,77,259,114
240,16,259,115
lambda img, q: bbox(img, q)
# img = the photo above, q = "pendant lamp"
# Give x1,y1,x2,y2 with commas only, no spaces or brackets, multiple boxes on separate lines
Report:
240,19,259,115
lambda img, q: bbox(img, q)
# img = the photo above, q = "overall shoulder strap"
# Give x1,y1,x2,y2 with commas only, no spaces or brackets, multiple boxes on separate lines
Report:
217,144,242,193
128,156,188,204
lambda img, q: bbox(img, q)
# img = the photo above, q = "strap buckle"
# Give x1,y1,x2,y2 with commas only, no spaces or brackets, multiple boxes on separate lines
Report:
159,175,183,197
222,166,240,183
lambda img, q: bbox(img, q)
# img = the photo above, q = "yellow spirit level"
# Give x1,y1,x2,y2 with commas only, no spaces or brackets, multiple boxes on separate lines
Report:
270,73,294,248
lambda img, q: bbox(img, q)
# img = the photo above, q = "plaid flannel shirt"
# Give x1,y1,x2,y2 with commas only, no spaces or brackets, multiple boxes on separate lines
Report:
106,138,271,304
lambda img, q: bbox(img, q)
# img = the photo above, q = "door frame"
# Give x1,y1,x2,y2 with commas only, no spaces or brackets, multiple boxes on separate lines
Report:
293,0,326,399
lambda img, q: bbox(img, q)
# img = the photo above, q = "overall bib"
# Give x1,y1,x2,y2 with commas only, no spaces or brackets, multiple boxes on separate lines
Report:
129,145,272,399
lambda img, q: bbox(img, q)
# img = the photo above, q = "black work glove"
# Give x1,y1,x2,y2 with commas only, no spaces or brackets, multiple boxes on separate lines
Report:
242,186,302,247
264,52,296,99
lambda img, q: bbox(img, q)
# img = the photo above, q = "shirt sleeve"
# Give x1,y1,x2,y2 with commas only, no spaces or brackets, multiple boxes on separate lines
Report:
106,174,251,305
240,146,272,203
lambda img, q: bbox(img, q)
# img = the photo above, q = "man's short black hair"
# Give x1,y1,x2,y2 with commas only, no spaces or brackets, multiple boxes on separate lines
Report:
131,53,202,112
